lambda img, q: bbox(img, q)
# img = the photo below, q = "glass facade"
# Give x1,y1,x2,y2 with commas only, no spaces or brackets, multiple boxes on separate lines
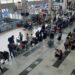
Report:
0,9,22,19
0,0,22,19
0,0,13,4
0,0,22,4
0,0,41,3
1,9,9,17
14,0,21,3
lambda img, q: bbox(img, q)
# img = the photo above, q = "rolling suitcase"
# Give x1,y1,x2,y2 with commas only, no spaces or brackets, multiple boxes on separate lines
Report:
48,40,54,47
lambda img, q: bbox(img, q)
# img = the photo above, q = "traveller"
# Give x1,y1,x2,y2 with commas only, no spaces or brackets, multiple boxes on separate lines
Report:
30,34,33,42
41,24,45,33
8,35,15,44
39,32,43,42
8,43,15,58
57,31,62,42
50,31,54,40
0,66,3,74
26,33,30,43
58,50,63,59
35,31,40,41
43,30,47,39
68,32,72,37
55,49,63,60
64,40,69,51
55,49,60,57
19,32,23,42
53,16,56,23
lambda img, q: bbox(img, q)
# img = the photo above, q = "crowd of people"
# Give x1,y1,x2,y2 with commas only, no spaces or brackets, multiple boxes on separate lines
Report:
5,11,75,62
64,31,75,51
53,11,75,60
52,11,75,33
54,30,75,60
7,24,49,59
0,10,75,74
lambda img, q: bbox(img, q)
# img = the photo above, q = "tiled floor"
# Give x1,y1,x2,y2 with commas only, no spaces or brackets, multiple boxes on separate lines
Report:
0,23,75,75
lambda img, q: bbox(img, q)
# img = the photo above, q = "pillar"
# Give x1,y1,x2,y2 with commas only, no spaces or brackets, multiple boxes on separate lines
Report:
21,0,28,21
63,0,68,10
47,0,52,14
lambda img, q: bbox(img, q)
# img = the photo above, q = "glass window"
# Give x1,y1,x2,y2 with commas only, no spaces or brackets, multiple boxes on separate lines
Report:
0,0,22,4
0,0,13,4
14,0,21,3
9,13,22,19
1,9,9,18
1,8,22,19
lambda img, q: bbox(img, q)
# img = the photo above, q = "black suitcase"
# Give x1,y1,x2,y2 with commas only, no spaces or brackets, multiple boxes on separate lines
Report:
48,40,54,47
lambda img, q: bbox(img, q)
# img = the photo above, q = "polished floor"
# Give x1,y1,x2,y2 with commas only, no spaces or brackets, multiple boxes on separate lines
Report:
0,23,75,75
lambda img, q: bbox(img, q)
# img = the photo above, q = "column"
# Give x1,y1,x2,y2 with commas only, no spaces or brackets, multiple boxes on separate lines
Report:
16,2,22,10
21,0,28,21
63,0,67,10
47,0,52,14
22,0,28,12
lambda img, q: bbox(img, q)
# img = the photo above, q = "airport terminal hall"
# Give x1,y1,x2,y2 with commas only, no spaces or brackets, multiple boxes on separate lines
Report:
0,0,75,75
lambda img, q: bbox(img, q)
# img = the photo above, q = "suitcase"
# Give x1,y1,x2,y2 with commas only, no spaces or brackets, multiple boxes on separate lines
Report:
48,40,54,47
39,37,43,42
16,39,20,43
